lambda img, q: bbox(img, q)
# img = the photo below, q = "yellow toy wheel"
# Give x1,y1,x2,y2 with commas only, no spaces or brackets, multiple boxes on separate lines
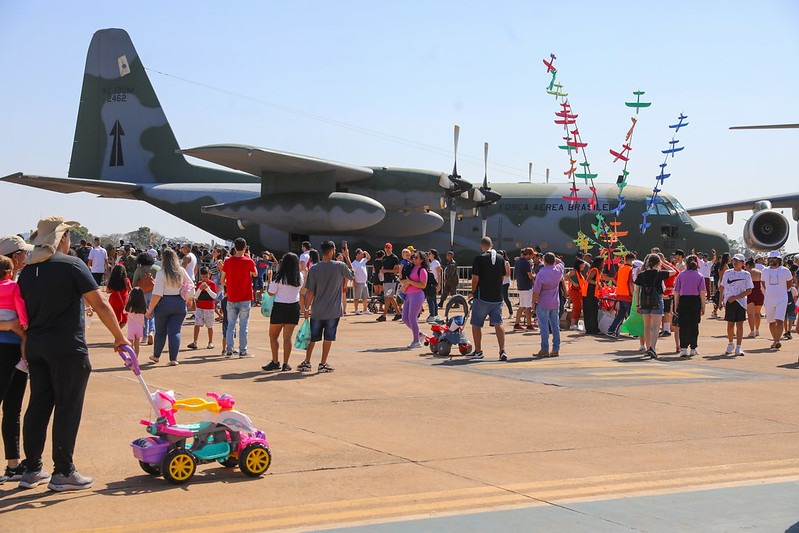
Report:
161,449,197,484
238,443,271,477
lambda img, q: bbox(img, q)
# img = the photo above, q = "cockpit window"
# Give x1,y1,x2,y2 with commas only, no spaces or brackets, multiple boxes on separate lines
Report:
646,198,677,216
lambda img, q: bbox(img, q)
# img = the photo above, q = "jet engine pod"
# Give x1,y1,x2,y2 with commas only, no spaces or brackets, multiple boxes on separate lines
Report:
743,209,790,251
202,192,385,233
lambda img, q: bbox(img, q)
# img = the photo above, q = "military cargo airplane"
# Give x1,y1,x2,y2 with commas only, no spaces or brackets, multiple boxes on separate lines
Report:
3,28,732,259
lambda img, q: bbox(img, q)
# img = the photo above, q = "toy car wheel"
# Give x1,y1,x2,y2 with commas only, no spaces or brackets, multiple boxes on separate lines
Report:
238,442,272,477
458,343,472,355
161,449,197,484
218,456,238,468
437,341,451,357
429,343,438,354
138,460,161,476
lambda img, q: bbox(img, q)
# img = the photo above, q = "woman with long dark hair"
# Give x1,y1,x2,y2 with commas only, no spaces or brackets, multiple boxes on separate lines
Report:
426,249,442,322
568,258,587,330
400,251,429,349
582,257,604,334
106,264,131,327
262,253,303,372
132,251,159,345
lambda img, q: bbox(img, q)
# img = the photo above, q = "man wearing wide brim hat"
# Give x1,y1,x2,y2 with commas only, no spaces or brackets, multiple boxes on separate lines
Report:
16,216,130,492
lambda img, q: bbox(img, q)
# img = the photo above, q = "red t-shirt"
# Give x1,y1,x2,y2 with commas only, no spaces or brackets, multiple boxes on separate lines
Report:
222,256,255,303
195,279,217,310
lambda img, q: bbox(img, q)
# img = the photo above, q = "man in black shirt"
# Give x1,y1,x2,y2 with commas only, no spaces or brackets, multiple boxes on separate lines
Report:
468,237,508,361
376,243,402,322
17,216,129,492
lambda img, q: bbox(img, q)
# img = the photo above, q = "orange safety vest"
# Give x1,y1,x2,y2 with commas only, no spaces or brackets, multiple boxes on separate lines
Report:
615,264,632,297
582,267,600,297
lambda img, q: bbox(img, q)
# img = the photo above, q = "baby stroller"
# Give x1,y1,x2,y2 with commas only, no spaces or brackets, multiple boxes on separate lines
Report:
422,295,472,357
117,345,272,485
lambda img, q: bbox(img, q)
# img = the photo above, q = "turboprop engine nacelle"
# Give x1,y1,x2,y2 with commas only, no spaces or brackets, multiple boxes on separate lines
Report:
743,208,790,251
202,192,386,234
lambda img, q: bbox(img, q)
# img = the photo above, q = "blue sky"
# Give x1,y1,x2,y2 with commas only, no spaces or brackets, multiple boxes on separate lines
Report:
1,1,798,246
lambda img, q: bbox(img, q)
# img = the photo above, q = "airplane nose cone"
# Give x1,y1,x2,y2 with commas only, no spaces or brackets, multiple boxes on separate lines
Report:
692,226,729,254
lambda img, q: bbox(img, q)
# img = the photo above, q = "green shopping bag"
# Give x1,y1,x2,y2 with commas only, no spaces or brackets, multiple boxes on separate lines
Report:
294,318,311,350
260,292,275,317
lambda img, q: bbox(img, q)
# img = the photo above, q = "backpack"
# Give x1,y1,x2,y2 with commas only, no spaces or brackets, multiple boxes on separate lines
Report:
424,268,438,297
136,271,155,293
638,273,659,310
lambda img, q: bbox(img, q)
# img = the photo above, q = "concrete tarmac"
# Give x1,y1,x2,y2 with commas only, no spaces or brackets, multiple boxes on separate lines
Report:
2,303,799,531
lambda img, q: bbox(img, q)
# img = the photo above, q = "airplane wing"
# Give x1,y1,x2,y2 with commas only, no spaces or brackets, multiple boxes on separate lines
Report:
687,193,799,216
178,144,374,182
1,173,141,200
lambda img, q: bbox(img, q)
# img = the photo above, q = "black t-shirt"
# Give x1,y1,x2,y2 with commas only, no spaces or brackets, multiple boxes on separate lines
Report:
76,246,91,265
371,258,383,283
472,250,505,303
18,252,98,357
634,269,669,294
381,253,400,283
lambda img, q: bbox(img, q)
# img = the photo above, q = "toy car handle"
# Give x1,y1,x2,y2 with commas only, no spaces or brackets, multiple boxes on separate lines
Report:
207,392,235,409
117,344,141,376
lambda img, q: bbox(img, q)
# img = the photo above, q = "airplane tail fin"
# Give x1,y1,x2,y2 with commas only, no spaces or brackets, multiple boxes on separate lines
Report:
69,28,193,183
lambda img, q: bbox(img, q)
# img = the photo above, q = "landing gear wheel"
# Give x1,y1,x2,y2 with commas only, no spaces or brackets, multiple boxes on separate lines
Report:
161,449,197,484
238,443,272,477
437,341,452,357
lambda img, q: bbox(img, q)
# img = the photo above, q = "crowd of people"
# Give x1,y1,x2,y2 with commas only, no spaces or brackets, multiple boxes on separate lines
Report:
2,217,799,494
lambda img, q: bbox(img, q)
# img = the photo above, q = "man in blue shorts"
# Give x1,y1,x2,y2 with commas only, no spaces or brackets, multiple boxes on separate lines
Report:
467,237,508,361
298,241,354,373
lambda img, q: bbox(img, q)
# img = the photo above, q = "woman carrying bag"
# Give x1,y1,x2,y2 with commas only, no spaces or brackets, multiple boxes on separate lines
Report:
262,253,303,372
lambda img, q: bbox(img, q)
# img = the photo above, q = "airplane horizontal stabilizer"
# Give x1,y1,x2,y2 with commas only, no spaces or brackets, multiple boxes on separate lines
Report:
2,173,141,200
178,145,374,182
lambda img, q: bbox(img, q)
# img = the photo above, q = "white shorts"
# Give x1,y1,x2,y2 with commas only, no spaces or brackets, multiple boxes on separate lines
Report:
518,289,533,308
764,299,788,323
353,282,369,300
194,308,216,328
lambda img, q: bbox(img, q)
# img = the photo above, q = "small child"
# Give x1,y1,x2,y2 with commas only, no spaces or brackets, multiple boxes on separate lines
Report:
125,287,147,356
107,264,131,327
187,267,217,350
0,256,28,372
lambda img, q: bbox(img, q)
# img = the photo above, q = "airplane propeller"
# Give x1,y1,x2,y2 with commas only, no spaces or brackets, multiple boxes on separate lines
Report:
472,141,502,239
439,125,473,246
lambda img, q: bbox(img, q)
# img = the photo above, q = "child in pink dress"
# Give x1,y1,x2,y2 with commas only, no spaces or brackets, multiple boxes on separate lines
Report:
0,256,27,371
125,287,147,357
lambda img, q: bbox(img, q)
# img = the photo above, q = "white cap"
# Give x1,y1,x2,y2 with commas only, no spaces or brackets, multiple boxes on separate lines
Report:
768,250,781,259
732,253,746,262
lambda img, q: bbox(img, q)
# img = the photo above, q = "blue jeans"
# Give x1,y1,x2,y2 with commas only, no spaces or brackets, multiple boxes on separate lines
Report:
226,300,251,352
608,300,632,335
537,307,560,352
153,295,187,362
143,292,155,338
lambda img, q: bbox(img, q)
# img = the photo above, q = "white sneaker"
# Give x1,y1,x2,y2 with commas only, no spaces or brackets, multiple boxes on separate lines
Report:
569,325,580,331
407,341,422,349
747,331,756,338
690,348,699,356
364,310,373,315
680,348,688,357
355,310,363,315
735,346,745,356
724,342,735,355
